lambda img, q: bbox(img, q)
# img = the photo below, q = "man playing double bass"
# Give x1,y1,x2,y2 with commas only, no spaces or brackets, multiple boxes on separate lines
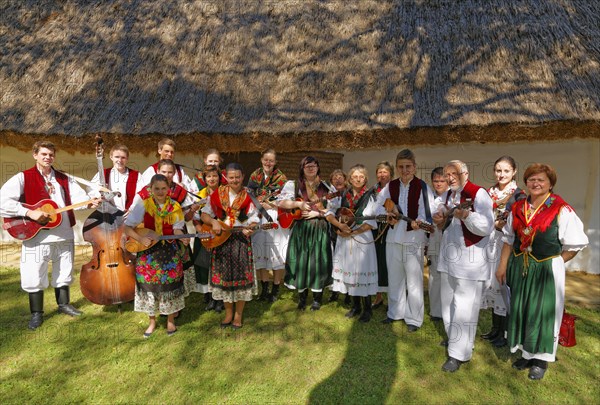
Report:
0,141,101,330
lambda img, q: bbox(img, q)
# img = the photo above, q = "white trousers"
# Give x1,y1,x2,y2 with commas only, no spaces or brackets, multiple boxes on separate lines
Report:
441,272,484,362
428,254,442,318
20,242,75,293
386,242,424,327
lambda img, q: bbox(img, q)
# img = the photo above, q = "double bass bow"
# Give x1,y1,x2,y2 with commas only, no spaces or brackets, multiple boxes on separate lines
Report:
79,136,136,306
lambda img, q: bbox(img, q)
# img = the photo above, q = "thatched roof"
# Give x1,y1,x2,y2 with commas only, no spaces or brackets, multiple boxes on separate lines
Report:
1,0,599,153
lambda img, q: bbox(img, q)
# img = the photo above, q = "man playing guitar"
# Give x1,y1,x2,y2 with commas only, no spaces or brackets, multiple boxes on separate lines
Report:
0,141,100,330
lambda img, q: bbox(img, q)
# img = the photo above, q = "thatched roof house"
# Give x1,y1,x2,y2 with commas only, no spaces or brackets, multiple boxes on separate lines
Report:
1,0,599,154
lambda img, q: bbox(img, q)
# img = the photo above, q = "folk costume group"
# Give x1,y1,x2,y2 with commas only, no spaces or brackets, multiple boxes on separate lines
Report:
0,139,589,381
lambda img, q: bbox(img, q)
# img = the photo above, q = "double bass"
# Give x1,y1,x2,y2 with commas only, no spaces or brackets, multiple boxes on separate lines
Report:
80,136,136,305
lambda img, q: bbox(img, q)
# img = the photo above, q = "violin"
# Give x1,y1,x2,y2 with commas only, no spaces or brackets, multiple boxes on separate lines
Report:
79,136,136,306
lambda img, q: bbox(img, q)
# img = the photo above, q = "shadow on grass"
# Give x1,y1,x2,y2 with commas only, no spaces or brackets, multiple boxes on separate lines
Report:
308,308,398,404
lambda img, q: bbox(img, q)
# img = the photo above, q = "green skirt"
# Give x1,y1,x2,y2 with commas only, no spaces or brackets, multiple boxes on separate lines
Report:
284,218,332,290
507,253,557,355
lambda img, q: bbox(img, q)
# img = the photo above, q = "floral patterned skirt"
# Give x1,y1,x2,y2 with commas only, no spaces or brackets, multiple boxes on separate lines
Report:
210,233,257,302
134,240,185,313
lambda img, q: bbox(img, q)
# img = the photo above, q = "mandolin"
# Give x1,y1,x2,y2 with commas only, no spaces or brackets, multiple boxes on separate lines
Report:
278,190,342,229
383,199,436,233
200,220,279,249
441,199,474,231
336,207,390,228
3,198,98,240
125,227,213,253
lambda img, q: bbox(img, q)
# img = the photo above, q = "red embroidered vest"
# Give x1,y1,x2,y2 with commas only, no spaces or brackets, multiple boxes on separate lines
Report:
445,180,484,247
22,167,75,226
104,168,140,210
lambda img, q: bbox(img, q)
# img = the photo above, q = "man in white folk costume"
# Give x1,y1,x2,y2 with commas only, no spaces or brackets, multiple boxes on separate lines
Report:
432,160,494,372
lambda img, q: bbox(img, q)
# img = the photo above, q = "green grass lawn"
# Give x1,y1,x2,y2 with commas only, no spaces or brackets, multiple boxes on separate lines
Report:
1,266,598,404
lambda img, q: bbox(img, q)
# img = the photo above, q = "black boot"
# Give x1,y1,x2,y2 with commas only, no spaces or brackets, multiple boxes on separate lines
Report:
269,283,280,303
491,315,507,347
311,292,323,311
258,281,270,301
214,300,224,313
205,294,216,311
481,312,500,340
28,291,44,330
359,296,372,323
55,286,82,317
203,292,211,304
343,294,352,306
297,290,308,311
329,291,339,303
345,296,362,318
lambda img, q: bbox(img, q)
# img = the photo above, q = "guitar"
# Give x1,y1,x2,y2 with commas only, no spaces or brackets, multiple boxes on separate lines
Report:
278,190,342,229
125,228,213,253
336,207,390,228
441,199,474,231
3,198,98,241
200,220,279,249
382,199,436,233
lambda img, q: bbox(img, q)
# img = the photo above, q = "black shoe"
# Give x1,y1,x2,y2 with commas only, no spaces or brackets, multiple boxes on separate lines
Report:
258,281,270,301
28,291,44,330
345,307,361,318
528,360,548,380
28,312,44,330
58,304,83,317
512,358,532,370
343,294,352,306
430,316,443,322
203,293,211,304
345,296,362,318
220,321,232,329
372,301,384,310
310,292,323,311
329,291,339,303
481,328,499,340
358,309,372,323
407,324,419,332
442,357,462,372
381,317,398,324
491,335,507,348
205,298,216,311
214,300,224,313
297,290,308,311
269,284,280,303
55,287,82,316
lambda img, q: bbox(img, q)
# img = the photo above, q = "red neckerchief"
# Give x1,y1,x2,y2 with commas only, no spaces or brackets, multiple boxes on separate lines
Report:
512,193,570,252
211,185,250,224
345,185,368,210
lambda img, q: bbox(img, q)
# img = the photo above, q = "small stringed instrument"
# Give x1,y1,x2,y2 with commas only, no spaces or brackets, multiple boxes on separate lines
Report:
125,228,213,253
336,207,389,228
278,190,342,229
3,198,98,240
200,220,279,249
383,199,436,233
441,199,474,231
